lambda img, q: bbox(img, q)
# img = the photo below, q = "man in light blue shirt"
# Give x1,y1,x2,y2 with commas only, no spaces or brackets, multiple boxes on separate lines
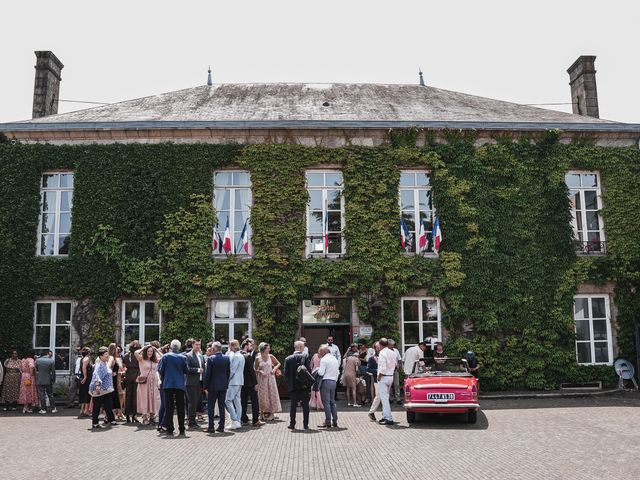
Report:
225,339,245,430
317,344,340,428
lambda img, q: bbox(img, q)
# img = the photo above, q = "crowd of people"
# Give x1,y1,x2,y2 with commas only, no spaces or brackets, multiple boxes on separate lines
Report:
0,335,479,433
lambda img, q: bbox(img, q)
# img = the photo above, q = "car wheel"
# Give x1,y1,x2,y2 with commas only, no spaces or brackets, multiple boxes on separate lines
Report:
406,411,416,424
467,409,477,424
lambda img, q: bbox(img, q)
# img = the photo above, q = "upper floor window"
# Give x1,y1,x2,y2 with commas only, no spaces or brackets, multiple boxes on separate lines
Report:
122,300,161,349
34,300,72,372
214,171,252,256
566,172,605,255
399,171,435,254
211,300,252,351
401,297,441,351
574,295,613,365
306,170,345,257
37,172,74,256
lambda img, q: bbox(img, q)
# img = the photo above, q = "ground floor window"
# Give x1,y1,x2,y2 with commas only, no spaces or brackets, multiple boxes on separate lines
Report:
574,295,613,365
34,301,72,371
401,297,441,351
122,300,161,348
211,300,252,350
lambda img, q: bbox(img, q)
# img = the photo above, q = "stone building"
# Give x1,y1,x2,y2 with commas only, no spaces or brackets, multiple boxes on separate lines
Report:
1,51,639,389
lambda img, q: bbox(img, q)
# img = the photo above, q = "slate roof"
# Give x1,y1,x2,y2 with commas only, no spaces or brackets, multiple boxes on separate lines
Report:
19,83,616,125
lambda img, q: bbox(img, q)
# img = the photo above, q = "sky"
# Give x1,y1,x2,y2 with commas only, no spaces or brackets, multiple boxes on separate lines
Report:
1,0,639,123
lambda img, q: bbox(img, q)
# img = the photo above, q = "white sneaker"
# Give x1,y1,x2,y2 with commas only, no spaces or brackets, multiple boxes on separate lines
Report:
39,409,47,414
230,420,241,430
51,408,58,414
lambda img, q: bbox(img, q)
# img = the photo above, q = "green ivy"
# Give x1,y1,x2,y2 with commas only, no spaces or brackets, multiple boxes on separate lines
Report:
0,139,638,391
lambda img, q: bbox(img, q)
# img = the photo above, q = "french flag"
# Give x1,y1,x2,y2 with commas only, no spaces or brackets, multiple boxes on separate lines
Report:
240,219,250,254
400,218,410,250
431,216,442,253
418,219,427,251
222,218,232,254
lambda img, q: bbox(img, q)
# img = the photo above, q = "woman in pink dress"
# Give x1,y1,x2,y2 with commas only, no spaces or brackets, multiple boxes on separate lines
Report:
254,342,282,421
134,345,161,425
18,352,39,413
309,349,324,411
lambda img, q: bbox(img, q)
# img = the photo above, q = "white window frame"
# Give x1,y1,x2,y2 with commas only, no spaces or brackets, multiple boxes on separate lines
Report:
573,294,614,366
210,300,253,350
399,170,436,255
213,170,252,256
36,172,74,257
121,300,162,349
305,170,345,258
33,300,73,373
566,171,605,254
400,297,442,351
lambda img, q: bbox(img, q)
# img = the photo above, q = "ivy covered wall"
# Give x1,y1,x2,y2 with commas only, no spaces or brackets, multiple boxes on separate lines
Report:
0,135,638,390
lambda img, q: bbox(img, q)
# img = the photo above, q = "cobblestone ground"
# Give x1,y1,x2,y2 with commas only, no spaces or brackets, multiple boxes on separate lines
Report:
1,393,639,480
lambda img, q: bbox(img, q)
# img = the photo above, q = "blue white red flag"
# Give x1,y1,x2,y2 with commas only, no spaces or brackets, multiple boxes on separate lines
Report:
223,218,232,254
418,218,427,251
240,219,250,254
400,217,410,250
431,216,442,253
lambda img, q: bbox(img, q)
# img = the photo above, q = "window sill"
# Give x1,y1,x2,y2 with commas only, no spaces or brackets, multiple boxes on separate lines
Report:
401,252,439,258
577,362,613,367
305,253,345,260
212,255,252,261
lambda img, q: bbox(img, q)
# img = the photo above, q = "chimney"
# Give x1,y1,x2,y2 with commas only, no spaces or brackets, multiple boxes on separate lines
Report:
567,55,599,118
32,51,64,119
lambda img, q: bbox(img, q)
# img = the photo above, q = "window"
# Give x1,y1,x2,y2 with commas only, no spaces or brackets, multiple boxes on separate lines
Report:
37,172,74,256
211,300,252,350
33,301,72,371
401,297,441,351
574,295,613,365
306,170,345,257
213,171,252,256
399,171,435,254
302,298,352,324
566,172,605,254
122,301,161,348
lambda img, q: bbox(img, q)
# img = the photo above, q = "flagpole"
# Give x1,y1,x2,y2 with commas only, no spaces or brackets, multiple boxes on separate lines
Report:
324,196,328,258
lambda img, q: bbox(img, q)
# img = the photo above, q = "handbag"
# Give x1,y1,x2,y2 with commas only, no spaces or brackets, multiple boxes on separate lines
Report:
136,362,152,384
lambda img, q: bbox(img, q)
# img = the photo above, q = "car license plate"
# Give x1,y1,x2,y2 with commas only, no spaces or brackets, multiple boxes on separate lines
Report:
427,393,455,402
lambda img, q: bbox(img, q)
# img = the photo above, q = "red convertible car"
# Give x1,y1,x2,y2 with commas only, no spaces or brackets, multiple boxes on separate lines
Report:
404,357,479,424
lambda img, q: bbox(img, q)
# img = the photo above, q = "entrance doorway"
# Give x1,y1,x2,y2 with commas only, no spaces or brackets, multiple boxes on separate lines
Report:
301,298,352,359
301,325,351,359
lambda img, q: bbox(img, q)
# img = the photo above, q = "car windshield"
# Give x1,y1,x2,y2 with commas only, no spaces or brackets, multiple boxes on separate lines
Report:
412,358,470,376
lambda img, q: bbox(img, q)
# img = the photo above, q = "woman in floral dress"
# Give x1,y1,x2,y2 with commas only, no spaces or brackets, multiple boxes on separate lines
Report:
2,351,22,410
134,345,161,425
254,342,282,421
18,351,39,413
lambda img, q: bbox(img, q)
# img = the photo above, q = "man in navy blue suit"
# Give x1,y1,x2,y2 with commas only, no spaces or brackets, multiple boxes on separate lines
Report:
159,339,201,435
204,341,230,433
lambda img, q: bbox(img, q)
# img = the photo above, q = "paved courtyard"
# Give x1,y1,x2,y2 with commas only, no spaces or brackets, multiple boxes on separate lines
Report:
1,393,639,480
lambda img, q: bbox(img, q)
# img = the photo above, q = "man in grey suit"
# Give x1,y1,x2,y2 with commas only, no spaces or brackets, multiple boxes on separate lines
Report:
185,338,205,429
36,350,57,414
